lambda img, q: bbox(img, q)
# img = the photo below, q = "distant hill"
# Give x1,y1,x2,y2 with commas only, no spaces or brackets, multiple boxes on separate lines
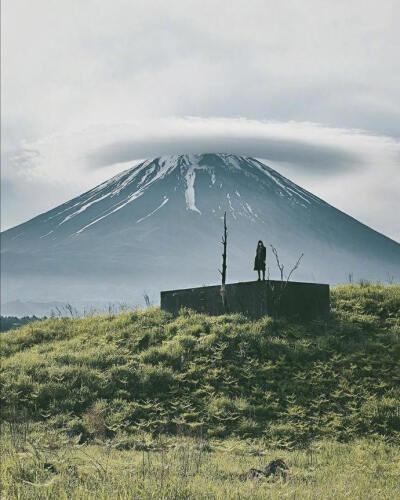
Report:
2,284,399,447
0,299,134,318
0,300,67,318
2,154,399,314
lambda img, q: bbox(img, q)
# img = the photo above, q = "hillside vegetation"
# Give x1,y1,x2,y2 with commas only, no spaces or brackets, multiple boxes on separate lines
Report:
2,431,399,499
1,284,399,447
1,284,400,498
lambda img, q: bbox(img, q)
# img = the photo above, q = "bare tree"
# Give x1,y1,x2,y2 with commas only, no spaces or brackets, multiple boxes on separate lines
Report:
218,212,228,311
267,245,304,315
270,245,303,283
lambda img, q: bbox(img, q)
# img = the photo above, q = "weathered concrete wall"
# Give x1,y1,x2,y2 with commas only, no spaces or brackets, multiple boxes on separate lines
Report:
161,280,329,321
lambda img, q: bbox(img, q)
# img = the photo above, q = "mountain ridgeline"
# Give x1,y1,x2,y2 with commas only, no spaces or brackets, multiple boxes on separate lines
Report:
2,154,399,312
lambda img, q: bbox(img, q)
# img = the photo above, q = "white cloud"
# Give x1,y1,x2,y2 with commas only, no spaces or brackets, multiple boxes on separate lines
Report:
2,0,400,141
1,1,399,239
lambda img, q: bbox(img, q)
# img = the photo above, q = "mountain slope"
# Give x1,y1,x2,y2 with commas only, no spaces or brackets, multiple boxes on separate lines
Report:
2,153,399,308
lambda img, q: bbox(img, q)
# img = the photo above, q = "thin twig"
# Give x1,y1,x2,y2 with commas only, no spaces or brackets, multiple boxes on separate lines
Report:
270,245,284,280
286,253,304,283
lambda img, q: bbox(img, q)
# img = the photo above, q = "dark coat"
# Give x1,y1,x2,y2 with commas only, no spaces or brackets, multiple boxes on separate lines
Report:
254,245,266,271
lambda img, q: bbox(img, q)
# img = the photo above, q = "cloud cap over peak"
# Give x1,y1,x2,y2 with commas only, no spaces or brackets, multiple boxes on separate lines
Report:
2,117,399,241
87,118,360,173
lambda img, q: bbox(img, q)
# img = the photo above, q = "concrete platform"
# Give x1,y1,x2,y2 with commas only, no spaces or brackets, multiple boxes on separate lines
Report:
161,280,329,321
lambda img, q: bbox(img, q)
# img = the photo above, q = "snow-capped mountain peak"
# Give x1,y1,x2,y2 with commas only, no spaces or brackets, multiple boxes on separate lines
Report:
40,154,325,237
2,153,399,310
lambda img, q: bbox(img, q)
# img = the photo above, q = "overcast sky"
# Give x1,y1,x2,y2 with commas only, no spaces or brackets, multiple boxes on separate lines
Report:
1,0,399,240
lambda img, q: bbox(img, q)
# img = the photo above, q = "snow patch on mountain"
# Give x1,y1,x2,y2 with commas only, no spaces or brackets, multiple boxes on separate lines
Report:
59,192,112,225
40,230,53,238
74,156,180,233
75,190,144,234
184,165,201,214
247,157,325,208
223,154,243,171
137,197,169,223
182,155,207,214
137,165,156,187
226,193,237,219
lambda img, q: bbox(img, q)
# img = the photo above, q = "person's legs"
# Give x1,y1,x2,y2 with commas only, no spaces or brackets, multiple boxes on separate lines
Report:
257,270,261,281
262,269,265,280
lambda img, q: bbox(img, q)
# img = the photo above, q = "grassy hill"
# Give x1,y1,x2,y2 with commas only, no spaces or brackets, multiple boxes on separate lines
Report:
1,284,400,498
1,284,399,446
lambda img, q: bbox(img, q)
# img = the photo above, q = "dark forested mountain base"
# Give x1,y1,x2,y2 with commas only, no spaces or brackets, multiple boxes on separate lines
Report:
0,316,44,332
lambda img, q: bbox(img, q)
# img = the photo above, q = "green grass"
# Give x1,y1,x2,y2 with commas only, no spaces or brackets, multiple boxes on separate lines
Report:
1,428,400,499
1,284,400,498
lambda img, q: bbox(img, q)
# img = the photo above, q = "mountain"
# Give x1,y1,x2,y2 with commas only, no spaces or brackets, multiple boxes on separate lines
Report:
2,153,399,312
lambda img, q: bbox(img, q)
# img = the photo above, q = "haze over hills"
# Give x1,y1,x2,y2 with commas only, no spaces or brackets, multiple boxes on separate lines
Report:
1,153,399,315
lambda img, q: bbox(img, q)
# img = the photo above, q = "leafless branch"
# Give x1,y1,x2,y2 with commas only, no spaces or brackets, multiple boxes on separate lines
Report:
266,245,304,315
270,245,284,280
219,212,228,311
219,212,227,286
286,253,304,283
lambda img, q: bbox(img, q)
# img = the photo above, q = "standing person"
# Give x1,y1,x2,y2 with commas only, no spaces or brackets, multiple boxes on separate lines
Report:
254,240,266,281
